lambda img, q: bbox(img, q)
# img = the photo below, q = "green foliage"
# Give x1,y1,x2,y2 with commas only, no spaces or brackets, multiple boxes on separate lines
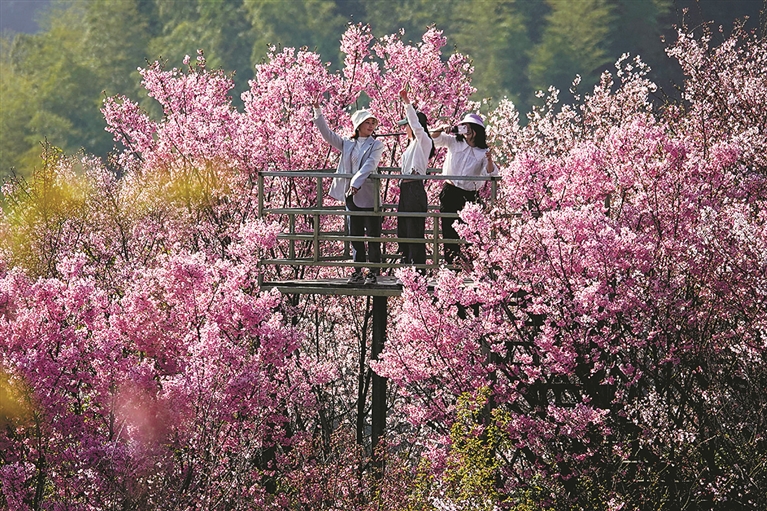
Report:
443,387,505,509
608,0,673,90
81,0,156,98
440,387,632,511
0,41,39,177
3,2,110,178
151,0,255,105
439,388,568,511
244,0,347,67
451,1,533,109
362,0,455,39
528,0,615,94
1,143,90,278
399,463,439,511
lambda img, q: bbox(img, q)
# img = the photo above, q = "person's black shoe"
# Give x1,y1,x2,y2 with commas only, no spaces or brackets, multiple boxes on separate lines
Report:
347,271,364,284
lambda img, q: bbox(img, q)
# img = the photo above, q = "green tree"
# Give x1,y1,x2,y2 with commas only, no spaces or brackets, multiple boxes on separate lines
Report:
243,0,347,67
150,0,255,105
82,0,157,99
610,0,670,58
77,0,158,155
1,38,40,178
2,2,104,177
609,0,671,90
452,1,533,110
528,0,615,95
360,0,456,41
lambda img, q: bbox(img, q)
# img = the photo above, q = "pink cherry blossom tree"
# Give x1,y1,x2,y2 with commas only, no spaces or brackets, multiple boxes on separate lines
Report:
377,21,767,510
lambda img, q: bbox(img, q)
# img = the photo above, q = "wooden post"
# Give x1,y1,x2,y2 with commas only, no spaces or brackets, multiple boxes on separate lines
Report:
257,173,265,287
257,173,264,217
371,295,388,469
433,211,440,270
314,176,322,261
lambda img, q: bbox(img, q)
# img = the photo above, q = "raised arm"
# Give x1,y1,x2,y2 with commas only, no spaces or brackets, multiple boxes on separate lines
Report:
399,88,428,139
405,104,430,145
312,103,345,152
431,128,457,149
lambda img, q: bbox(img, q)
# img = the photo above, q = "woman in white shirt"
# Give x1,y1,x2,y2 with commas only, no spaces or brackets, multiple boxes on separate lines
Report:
396,88,434,270
432,113,497,265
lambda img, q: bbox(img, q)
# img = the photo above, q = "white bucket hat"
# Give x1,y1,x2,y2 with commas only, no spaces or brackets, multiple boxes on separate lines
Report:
351,109,377,131
458,113,484,128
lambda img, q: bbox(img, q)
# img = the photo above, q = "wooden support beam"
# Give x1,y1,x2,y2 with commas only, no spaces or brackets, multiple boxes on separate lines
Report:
371,295,388,472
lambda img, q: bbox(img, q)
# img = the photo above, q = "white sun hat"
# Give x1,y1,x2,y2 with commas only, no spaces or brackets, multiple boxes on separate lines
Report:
351,109,377,131
458,113,484,128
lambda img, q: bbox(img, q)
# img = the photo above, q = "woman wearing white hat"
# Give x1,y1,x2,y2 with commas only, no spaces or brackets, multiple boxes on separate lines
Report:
395,88,434,271
312,100,385,284
432,113,498,265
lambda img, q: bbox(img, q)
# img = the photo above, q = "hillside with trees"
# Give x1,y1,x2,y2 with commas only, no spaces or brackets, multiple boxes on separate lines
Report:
1,0,764,178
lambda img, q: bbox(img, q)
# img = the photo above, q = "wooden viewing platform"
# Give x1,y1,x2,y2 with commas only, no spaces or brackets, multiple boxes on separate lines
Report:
257,168,499,461
257,167,499,289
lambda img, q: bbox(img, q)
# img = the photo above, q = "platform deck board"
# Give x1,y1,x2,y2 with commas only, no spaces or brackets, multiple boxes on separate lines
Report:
261,277,406,297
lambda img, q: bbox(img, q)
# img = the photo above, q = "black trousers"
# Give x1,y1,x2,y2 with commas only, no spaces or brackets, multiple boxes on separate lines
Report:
397,180,427,266
345,194,381,274
438,182,477,264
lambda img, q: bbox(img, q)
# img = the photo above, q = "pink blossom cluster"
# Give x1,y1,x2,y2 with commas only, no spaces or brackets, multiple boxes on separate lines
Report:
0,251,304,508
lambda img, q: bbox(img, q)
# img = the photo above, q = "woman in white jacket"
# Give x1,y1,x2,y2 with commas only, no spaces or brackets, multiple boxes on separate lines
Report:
312,100,385,284
396,88,434,270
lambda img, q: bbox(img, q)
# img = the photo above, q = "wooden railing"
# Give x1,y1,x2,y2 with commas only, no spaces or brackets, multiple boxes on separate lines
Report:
257,168,499,274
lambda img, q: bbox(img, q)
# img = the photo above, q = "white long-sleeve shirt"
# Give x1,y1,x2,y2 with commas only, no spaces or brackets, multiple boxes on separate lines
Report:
433,132,498,191
399,103,432,177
